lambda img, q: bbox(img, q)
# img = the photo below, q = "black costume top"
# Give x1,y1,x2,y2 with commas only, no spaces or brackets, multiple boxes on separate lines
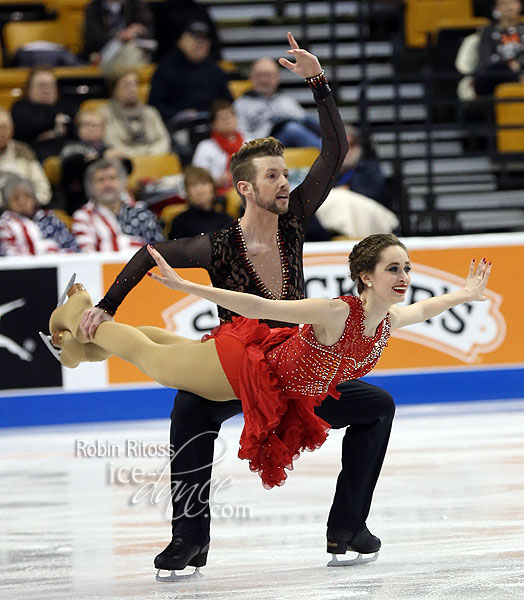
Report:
97,80,348,328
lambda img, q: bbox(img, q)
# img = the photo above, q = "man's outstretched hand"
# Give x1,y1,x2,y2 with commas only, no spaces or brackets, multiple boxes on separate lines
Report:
278,32,323,79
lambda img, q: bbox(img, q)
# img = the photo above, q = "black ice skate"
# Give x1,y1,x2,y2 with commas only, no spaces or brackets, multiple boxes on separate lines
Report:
326,525,380,567
154,536,209,582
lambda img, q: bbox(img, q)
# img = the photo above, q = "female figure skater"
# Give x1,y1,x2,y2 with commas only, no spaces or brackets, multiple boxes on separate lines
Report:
48,233,491,488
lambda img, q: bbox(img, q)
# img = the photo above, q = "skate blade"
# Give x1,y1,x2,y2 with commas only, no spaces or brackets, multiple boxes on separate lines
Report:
327,552,379,567
38,331,61,361
57,273,77,307
155,567,203,582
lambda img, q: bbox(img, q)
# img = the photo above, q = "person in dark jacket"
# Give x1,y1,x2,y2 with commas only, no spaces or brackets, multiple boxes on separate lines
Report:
474,0,524,95
11,67,76,161
83,0,155,69
169,166,232,239
148,20,232,127
153,0,221,61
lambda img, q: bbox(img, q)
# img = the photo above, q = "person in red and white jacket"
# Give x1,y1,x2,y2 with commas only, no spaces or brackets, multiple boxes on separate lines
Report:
0,175,78,256
71,157,164,252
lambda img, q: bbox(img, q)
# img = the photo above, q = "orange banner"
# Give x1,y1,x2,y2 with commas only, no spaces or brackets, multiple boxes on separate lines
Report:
104,241,522,384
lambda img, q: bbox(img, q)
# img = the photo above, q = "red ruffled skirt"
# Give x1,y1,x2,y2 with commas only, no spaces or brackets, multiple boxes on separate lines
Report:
203,317,330,489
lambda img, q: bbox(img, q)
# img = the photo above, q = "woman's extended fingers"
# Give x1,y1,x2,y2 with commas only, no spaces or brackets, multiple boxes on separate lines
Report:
468,258,476,278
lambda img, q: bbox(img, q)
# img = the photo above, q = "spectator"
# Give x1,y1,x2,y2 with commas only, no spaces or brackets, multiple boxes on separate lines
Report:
83,0,155,73
192,100,244,196
154,0,222,61
0,109,51,206
473,0,524,96
60,110,132,215
234,57,321,147
99,69,171,156
168,166,232,239
72,158,164,252
335,126,389,207
149,20,232,126
0,175,78,255
11,67,75,161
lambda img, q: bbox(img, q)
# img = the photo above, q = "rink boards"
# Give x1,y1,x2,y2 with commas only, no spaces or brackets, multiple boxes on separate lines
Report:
1,232,523,427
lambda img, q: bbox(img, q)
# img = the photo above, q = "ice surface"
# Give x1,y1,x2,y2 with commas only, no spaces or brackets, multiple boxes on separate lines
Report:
1,400,523,600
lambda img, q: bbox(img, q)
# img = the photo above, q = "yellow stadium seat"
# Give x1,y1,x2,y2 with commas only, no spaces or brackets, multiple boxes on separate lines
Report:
3,21,67,60
160,203,187,236
127,153,182,192
283,147,320,169
405,0,473,47
495,83,524,153
43,155,62,186
229,79,252,99
0,88,23,110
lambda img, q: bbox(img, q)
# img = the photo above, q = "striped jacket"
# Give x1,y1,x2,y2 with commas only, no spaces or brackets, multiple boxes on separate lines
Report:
71,199,164,253
0,209,78,256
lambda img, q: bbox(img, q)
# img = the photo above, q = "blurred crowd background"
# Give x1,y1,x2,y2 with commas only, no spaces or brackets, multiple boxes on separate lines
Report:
0,0,523,257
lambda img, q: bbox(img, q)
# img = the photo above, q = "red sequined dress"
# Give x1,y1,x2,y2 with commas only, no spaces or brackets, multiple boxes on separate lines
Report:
205,295,391,488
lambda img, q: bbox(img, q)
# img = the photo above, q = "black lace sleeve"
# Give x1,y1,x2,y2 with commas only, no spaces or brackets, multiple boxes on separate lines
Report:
97,235,212,315
288,81,349,222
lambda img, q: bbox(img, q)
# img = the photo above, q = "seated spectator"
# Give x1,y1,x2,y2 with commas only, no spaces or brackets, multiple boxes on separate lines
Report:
149,21,232,127
60,109,132,215
72,158,164,251
315,187,399,239
83,0,155,73
11,67,75,161
154,0,222,61
0,175,78,255
168,166,232,239
191,100,243,196
99,69,171,156
0,109,51,206
335,126,389,207
234,57,321,147
473,0,524,96
456,31,483,101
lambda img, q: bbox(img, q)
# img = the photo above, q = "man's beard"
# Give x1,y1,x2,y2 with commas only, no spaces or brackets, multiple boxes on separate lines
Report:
253,185,288,215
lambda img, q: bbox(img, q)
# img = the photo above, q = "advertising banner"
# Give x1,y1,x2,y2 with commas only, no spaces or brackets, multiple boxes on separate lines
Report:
104,238,521,384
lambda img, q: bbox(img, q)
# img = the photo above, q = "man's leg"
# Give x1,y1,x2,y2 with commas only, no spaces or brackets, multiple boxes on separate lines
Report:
154,390,242,571
315,379,395,554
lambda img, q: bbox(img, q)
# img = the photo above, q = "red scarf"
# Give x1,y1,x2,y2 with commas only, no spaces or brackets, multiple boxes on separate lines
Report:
211,131,244,195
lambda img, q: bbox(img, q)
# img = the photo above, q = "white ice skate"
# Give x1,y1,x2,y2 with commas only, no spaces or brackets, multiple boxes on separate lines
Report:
39,273,77,361
327,552,379,567
155,567,204,582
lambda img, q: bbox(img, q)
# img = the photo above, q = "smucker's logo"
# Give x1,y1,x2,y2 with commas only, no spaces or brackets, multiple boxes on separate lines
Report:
159,260,506,364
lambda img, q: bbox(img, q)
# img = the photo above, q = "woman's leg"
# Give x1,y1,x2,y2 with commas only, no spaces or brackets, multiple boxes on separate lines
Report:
137,326,201,346
50,287,235,401
92,321,235,400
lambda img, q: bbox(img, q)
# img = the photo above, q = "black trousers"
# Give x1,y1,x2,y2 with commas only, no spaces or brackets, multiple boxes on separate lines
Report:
169,379,395,544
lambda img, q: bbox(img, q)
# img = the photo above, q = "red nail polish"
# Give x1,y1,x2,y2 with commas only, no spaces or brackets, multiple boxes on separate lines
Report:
147,272,151,277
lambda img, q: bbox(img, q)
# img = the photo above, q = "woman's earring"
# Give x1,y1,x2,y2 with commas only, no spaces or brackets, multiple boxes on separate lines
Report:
367,282,372,287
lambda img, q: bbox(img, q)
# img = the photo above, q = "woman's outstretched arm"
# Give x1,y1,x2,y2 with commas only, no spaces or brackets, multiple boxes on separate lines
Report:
148,246,348,328
389,258,492,330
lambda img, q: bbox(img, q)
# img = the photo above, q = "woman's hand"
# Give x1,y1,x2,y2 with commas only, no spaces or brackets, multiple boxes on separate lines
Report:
464,258,491,301
147,245,190,291
278,32,323,79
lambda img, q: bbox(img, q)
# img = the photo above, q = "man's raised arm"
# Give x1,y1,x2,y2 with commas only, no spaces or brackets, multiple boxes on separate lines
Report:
279,33,348,219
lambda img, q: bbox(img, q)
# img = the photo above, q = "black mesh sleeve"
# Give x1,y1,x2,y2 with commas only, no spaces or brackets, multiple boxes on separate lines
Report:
288,82,349,222
97,234,212,315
